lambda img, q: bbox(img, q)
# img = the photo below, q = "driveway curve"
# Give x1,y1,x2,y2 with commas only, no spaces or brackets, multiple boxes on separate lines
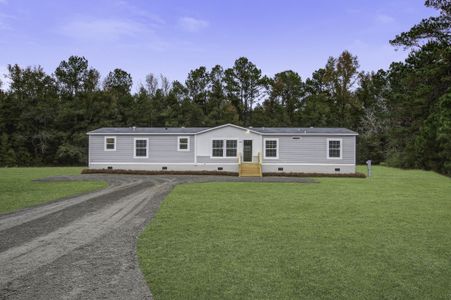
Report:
0,174,314,299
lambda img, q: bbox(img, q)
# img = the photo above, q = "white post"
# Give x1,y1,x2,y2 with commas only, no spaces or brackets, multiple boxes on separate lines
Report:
366,160,372,177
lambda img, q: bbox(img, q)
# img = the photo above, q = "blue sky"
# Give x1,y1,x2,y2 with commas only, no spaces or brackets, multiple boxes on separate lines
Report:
0,0,435,89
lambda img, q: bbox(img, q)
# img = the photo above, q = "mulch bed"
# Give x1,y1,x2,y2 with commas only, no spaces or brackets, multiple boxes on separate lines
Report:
81,168,239,176
81,168,366,178
263,172,366,178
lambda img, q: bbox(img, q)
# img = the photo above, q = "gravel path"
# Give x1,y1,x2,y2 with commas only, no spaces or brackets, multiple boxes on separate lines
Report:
0,174,315,299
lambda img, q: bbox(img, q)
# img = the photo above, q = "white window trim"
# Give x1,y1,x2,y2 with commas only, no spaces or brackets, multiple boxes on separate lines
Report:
327,138,342,159
211,139,224,158
134,138,149,159
263,138,279,159
177,136,190,152
210,138,238,159
225,139,238,158
104,136,116,151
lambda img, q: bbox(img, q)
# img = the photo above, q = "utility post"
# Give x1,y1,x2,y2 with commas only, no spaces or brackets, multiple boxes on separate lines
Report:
366,160,372,177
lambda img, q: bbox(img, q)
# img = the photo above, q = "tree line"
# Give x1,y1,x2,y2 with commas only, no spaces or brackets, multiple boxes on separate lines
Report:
0,0,449,175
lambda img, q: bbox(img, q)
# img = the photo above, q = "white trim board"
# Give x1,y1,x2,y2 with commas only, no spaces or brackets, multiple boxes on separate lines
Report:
196,123,261,135
263,138,279,159
88,133,196,136
262,163,354,166
326,138,343,160
104,136,116,151
177,136,190,152
133,138,149,159
194,135,197,164
87,132,358,136
259,133,358,136
90,162,354,166
90,162,238,165
210,138,239,159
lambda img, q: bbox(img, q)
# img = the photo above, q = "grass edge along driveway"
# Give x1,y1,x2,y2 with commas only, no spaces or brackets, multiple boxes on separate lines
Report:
0,167,107,214
138,166,451,299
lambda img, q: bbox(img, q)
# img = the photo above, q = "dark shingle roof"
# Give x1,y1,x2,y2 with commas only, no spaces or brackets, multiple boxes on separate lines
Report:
87,124,358,135
251,127,357,135
87,127,209,134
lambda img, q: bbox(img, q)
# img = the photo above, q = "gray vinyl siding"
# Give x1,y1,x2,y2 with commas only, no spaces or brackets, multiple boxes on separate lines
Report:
89,131,356,168
89,135,194,163
262,135,355,164
197,156,241,164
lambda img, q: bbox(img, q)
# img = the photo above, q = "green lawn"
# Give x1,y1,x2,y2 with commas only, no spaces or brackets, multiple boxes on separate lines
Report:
0,167,107,214
138,166,451,299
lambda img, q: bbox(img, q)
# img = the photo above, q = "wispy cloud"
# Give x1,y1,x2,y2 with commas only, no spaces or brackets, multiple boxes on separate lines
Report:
59,17,170,51
178,17,208,33
114,1,165,26
0,12,14,31
60,18,149,42
375,14,395,24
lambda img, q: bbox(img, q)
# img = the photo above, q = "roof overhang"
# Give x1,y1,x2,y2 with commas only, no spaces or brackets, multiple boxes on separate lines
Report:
87,123,358,136
258,133,359,136
195,123,262,135
87,132,197,135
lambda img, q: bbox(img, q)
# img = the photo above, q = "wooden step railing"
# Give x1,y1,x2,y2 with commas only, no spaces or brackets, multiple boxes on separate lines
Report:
258,152,262,176
237,152,242,176
238,152,262,177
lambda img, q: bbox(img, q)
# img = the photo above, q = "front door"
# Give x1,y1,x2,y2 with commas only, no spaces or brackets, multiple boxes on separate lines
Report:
243,140,253,162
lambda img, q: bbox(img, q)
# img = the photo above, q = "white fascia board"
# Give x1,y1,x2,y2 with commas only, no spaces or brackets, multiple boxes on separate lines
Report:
259,133,358,136
196,123,262,135
87,132,197,136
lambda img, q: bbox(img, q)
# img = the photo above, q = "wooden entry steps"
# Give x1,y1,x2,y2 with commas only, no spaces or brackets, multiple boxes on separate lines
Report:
239,163,262,177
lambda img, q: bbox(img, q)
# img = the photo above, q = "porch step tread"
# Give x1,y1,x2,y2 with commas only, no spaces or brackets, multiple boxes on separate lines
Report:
240,166,260,170
239,163,262,177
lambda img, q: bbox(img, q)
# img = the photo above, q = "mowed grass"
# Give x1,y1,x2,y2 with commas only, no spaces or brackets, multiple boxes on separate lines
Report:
0,167,107,214
138,166,451,299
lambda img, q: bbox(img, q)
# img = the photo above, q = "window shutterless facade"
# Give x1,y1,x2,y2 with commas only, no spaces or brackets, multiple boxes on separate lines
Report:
104,136,116,151
327,138,342,159
264,138,278,159
134,138,148,158
212,140,224,157
211,139,238,158
177,137,189,151
226,140,237,157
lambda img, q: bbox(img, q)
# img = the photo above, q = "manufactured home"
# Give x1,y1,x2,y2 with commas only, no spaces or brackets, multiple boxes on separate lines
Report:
87,124,358,176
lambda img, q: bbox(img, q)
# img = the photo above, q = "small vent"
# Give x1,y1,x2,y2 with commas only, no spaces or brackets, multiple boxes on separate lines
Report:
278,167,283,171
217,167,223,171
292,137,301,140
162,166,168,170
335,168,341,172
107,166,113,170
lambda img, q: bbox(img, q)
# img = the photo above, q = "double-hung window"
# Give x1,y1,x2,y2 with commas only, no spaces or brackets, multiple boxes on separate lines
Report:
134,138,148,158
327,139,342,159
178,137,189,151
226,140,237,157
104,136,116,151
212,139,238,157
264,139,278,159
212,140,224,157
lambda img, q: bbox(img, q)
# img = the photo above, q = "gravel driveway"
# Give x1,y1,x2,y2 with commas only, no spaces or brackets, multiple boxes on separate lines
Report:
0,174,314,299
